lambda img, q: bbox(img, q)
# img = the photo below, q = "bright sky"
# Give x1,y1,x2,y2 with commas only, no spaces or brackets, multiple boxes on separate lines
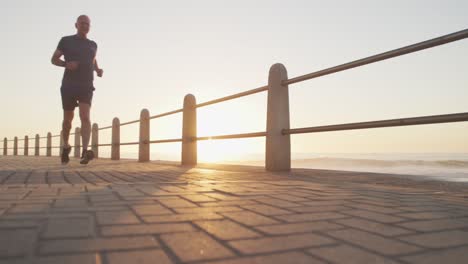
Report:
1,0,467,162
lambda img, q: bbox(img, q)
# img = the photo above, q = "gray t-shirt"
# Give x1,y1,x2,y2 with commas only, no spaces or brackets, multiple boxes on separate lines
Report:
57,34,97,87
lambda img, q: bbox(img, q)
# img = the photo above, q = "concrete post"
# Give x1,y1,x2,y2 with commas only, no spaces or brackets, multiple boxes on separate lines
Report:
13,137,18,156
3,138,7,156
139,109,150,162
266,63,291,171
34,134,40,156
91,123,99,159
74,127,81,158
46,132,52,157
24,136,29,156
111,117,120,160
182,94,197,166
59,131,64,156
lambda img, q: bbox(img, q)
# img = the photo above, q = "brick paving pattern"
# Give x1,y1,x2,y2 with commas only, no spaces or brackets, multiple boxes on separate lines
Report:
0,156,468,263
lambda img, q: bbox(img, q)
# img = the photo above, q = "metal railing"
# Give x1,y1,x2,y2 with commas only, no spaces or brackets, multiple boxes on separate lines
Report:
2,29,467,171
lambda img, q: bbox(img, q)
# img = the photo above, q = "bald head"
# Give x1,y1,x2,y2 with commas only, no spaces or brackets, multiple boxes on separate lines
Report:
77,15,90,22
75,15,91,37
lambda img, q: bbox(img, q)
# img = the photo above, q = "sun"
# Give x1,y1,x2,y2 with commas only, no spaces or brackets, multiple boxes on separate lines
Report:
198,138,258,163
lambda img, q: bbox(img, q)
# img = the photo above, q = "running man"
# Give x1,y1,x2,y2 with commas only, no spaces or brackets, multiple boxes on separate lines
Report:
51,15,103,164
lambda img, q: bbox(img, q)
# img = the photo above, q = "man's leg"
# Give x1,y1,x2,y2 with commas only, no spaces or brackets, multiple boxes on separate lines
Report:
61,110,74,164
79,102,91,152
62,110,74,147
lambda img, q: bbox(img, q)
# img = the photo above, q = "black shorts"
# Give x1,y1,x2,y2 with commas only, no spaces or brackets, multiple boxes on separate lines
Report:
60,84,95,111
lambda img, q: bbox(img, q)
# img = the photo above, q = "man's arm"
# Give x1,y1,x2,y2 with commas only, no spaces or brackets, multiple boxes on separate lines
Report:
51,49,66,67
51,49,78,70
94,57,103,77
93,58,100,71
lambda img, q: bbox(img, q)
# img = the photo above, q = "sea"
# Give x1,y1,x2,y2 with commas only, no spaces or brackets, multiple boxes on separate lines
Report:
112,152,468,183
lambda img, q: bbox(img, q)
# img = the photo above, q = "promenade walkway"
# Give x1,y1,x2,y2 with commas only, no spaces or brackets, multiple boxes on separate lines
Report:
0,156,467,264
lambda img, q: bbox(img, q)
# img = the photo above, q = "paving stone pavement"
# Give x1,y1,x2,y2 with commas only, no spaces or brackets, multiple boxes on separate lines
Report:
1,156,468,264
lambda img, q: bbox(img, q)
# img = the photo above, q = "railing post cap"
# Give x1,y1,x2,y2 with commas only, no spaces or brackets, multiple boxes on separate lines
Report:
47,132,52,136
140,108,150,118
112,117,120,123
184,94,196,105
184,93,195,100
92,123,99,129
269,63,286,73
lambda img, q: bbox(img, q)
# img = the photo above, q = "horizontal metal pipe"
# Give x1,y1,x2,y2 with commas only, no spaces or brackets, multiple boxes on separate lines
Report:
284,29,468,85
150,109,183,120
283,112,468,135
149,138,183,144
99,126,112,130
120,120,140,127
196,131,266,141
97,143,112,147
119,141,140,146
196,86,268,108
13,136,48,140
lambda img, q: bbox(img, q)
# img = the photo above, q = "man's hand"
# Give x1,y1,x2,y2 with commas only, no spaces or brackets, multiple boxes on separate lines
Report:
96,68,104,77
94,58,103,77
65,61,79,71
